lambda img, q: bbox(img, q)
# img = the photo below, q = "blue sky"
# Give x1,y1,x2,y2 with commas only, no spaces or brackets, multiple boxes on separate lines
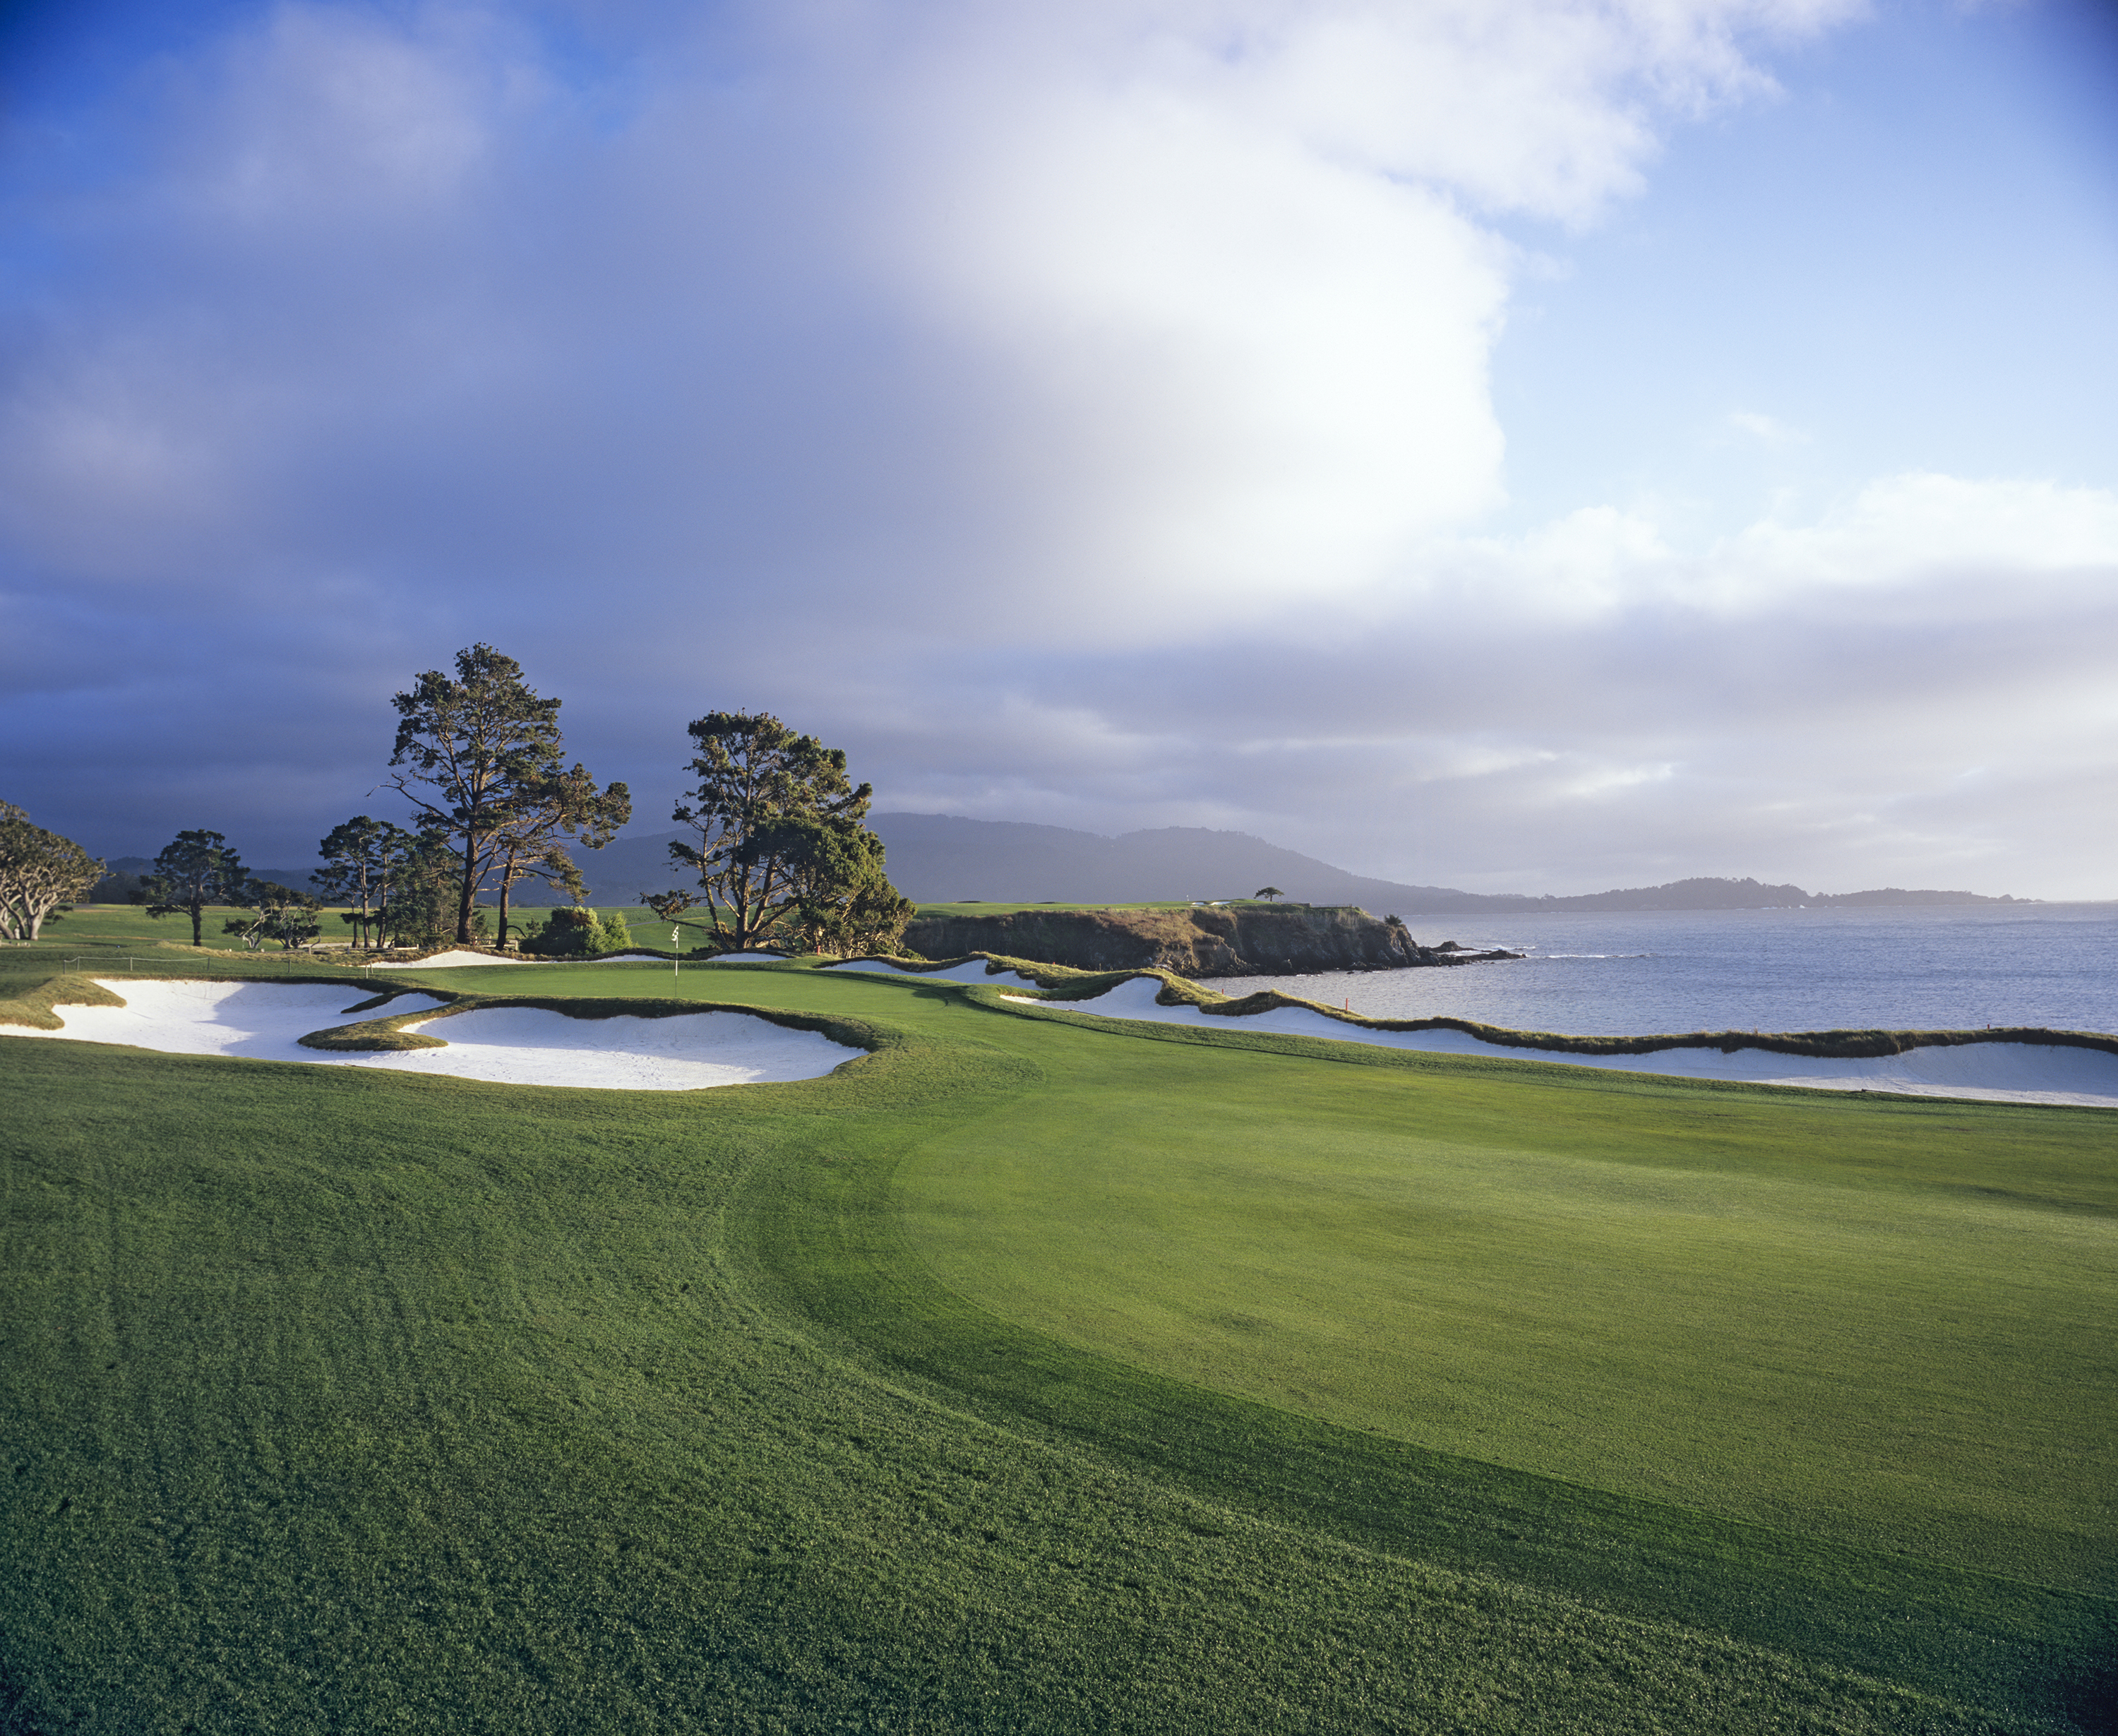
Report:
1492,0,2118,536
2,0,2113,897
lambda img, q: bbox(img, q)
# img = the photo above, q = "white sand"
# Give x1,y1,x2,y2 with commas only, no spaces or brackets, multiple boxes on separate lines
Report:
587,952,669,964
354,1006,851,1089
6,981,445,1060
372,949,526,969
827,958,1043,986
7,979,858,1091
1003,977,2118,1108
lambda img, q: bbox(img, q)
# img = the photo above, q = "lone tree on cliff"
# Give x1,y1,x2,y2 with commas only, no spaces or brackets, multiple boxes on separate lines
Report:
0,803,104,941
653,711,908,953
1255,886,1284,902
140,830,250,946
388,645,630,945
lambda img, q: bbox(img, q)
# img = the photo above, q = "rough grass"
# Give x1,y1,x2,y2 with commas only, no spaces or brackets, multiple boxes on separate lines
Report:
2,957,2112,1732
30,902,649,958
0,970,128,1030
30,903,275,951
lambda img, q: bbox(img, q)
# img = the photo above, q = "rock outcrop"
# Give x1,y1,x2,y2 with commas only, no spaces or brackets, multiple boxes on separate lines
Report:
900,906,1516,978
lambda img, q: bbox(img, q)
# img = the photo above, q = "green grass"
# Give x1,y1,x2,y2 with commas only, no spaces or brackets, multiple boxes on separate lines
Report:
911,899,1288,918
0,940,374,1024
29,902,654,953
29,902,308,951
2,957,2112,1732
891,1019,2117,1589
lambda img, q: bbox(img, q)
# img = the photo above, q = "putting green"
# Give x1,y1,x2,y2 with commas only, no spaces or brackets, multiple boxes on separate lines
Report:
892,1028,2117,1594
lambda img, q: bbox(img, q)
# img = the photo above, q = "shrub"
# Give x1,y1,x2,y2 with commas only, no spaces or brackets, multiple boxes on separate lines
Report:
523,906,600,956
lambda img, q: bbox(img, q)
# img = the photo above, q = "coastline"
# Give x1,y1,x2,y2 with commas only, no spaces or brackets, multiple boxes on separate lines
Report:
1210,902,2118,1039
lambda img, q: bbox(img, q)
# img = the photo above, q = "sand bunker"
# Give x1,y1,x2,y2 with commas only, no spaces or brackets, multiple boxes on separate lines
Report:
588,952,669,964
360,1006,849,1089
1005,977,2118,1108
8,980,858,1091
827,958,1043,986
6,981,446,1059
373,950,526,969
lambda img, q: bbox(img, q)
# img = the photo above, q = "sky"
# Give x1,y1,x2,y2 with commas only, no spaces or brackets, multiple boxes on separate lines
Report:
1,0,2113,897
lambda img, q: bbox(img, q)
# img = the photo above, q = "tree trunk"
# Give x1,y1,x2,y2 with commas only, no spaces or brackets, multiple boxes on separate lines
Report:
457,843,479,944
497,877,512,948
190,898,204,946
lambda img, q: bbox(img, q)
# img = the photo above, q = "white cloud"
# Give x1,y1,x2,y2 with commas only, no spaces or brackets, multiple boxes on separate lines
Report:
0,0,1862,628
815,469,2118,894
7,0,2112,899
1725,408,1806,443
824,0,1863,623
1718,472,2118,599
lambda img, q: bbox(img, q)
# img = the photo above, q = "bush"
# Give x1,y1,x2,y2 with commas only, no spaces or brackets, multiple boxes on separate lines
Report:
599,909,631,952
522,906,601,957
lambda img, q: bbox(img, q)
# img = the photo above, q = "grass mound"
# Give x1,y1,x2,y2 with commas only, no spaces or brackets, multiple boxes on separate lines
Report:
0,970,127,1031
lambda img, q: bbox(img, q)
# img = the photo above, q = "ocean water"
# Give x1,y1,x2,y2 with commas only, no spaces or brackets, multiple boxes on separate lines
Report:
1212,904,2118,1037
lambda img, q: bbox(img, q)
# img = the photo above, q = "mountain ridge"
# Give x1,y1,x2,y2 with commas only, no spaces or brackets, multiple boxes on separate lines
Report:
88,818,2036,911
860,814,2031,911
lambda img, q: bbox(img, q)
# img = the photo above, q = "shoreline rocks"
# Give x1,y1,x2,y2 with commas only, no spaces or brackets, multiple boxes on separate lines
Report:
902,905,1521,979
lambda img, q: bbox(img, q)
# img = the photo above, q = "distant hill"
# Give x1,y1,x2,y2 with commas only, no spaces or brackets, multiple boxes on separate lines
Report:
88,822,2034,912
860,815,2030,912
91,857,329,902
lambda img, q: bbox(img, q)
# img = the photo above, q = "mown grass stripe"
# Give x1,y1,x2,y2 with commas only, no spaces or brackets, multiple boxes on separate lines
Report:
743,1099,2116,1733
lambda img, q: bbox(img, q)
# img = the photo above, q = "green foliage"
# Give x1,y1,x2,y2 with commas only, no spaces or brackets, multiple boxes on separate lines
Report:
220,881,323,951
88,866,149,903
388,645,628,945
140,829,249,946
486,760,630,946
0,803,104,941
736,815,915,955
376,828,460,949
520,906,616,956
317,815,416,948
659,711,877,950
597,908,631,952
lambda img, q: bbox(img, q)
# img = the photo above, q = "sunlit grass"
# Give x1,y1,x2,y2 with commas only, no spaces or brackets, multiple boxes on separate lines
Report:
2,957,2110,1732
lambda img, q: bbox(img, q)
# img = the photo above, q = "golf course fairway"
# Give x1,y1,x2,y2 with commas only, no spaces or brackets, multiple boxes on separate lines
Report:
3,947,2112,1733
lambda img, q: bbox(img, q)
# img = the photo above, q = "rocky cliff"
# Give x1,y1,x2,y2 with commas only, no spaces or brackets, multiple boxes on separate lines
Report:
901,906,1512,978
